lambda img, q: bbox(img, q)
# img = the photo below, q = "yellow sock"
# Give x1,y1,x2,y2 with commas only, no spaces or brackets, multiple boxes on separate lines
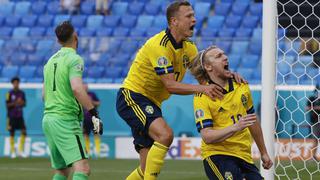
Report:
19,134,26,153
10,136,15,154
144,142,169,180
84,135,90,155
94,135,100,157
126,166,144,180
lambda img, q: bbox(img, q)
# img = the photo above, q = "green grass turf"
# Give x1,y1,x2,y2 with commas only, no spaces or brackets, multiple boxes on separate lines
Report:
0,158,319,180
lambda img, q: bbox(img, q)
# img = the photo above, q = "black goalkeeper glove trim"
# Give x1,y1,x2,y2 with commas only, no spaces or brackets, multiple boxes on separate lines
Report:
89,108,99,117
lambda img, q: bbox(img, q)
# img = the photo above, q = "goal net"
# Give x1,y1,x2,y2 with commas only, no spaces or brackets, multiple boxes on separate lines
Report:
275,0,320,179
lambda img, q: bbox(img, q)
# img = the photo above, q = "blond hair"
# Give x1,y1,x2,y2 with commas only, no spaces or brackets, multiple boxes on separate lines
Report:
190,46,217,83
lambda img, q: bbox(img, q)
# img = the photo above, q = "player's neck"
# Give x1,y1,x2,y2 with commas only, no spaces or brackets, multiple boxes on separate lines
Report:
208,74,228,88
169,28,184,44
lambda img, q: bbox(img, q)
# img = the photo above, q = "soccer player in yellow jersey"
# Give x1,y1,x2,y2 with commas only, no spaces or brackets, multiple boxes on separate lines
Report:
190,46,273,180
116,1,246,180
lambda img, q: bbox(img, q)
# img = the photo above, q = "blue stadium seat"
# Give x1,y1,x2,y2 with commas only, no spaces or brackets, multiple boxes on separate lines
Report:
96,78,113,83
47,1,61,14
146,27,162,37
114,78,125,83
240,55,259,68
214,3,231,16
107,55,130,67
207,16,225,29
228,54,241,70
194,2,211,17
54,15,71,26
249,3,262,17
5,15,21,27
216,41,232,53
128,2,144,15
136,15,154,28
236,68,253,80
36,40,54,53
0,27,12,37
0,39,4,49
106,40,121,56
242,16,259,28
200,28,218,37
12,27,29,39
218,28,235,38
306,67,319,78
129,28,146,37
197,40,213,51
120,15,137,28
21,15,37,27
144,2,161,15
45,28,56,37
104,67,123,78
28,54,44,66
113,27,129,37
83,78,96,83
11,53,27,66
71,15,87,28
299,56,313,66
86,15,104,28
0,2,14,16
248,40,262,55
29,27,46,37
87,66,105,78
0,15,4,26
79,28,96,36
34,67,43,78
4,40,19,51
31,1,46,15
225,15,242,28
119,41,139,55
112,2,128,15
235,0,251,4
195,15,206,29
235,28,252,38
80,1,95,15
103,15,120,28
20,40,36,53
1,66,19,79
231,41,249,55
96,28,113,37
19,66,36,79
37,15,54,27
14,1,31,15
252,28,262,40
277,61,291,75
231,2,248,16
153,15,167,29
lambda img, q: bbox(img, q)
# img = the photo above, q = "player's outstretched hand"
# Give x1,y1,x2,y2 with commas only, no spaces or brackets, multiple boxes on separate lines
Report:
92,116,103,135
232,72,248,84
261,153,273,169
203,84,224,100
89,108,103,135
234,114,256,131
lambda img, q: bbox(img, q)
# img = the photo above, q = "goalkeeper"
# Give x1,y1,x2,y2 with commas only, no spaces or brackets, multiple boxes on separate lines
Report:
190,46,273,180
42,21,103,180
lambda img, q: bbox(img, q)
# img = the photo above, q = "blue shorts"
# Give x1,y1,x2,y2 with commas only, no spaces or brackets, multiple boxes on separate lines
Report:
116,88,162,152
203,155,263,180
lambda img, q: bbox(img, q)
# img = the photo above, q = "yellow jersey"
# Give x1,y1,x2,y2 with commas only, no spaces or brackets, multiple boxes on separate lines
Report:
193,79,255,164
122,29,198,107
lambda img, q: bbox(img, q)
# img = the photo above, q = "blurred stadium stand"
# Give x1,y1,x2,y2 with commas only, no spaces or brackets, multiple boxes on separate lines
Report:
0,0,311,85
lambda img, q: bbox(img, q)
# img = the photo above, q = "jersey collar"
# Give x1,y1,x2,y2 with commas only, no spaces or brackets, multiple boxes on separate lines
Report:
166,28,183,50
61,47,76,53
208,78,234,94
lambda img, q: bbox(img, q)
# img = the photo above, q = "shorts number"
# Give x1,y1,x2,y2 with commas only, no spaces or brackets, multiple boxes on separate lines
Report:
174,72,180,81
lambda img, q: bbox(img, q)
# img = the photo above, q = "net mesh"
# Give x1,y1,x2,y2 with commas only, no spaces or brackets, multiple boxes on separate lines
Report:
276,0,320,179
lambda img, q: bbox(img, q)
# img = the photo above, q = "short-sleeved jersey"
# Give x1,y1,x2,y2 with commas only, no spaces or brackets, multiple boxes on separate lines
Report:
122,29,198,107
6,89,26,118
193,79,255,164
43,47,84,121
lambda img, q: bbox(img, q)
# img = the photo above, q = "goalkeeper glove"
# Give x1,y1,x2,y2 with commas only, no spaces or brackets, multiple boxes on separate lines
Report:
89,108,103,135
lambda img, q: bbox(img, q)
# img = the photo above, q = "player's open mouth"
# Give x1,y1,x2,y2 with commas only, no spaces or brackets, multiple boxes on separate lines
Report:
224,65,229,70
190,25,195,31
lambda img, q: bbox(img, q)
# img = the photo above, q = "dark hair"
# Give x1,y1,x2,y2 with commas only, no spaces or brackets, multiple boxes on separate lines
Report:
55,21,74,43
166,0,191,25
11,76,20,83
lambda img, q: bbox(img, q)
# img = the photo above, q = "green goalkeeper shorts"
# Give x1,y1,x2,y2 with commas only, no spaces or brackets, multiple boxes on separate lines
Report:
42,116,88,169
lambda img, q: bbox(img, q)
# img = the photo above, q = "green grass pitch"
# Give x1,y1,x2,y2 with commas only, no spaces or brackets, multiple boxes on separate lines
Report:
0,158,319,179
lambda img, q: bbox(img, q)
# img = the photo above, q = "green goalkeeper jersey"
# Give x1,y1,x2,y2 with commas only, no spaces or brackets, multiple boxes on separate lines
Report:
43,47,84,121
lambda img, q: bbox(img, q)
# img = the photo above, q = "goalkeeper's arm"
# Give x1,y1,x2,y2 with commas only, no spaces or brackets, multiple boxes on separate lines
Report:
70,77,103,135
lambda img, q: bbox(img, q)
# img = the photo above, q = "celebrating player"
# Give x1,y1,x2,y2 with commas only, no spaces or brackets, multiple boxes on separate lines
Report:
190,46,273,180
42,21,103,180
6,76,27,158
116,1,245,179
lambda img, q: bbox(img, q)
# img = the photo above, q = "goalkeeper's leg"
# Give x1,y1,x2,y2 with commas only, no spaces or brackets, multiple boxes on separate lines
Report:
144,117,173,180
73,159,90,180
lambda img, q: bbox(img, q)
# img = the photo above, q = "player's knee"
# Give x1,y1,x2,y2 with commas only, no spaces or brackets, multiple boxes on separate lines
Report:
158,128,173,146
73,159,90,175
